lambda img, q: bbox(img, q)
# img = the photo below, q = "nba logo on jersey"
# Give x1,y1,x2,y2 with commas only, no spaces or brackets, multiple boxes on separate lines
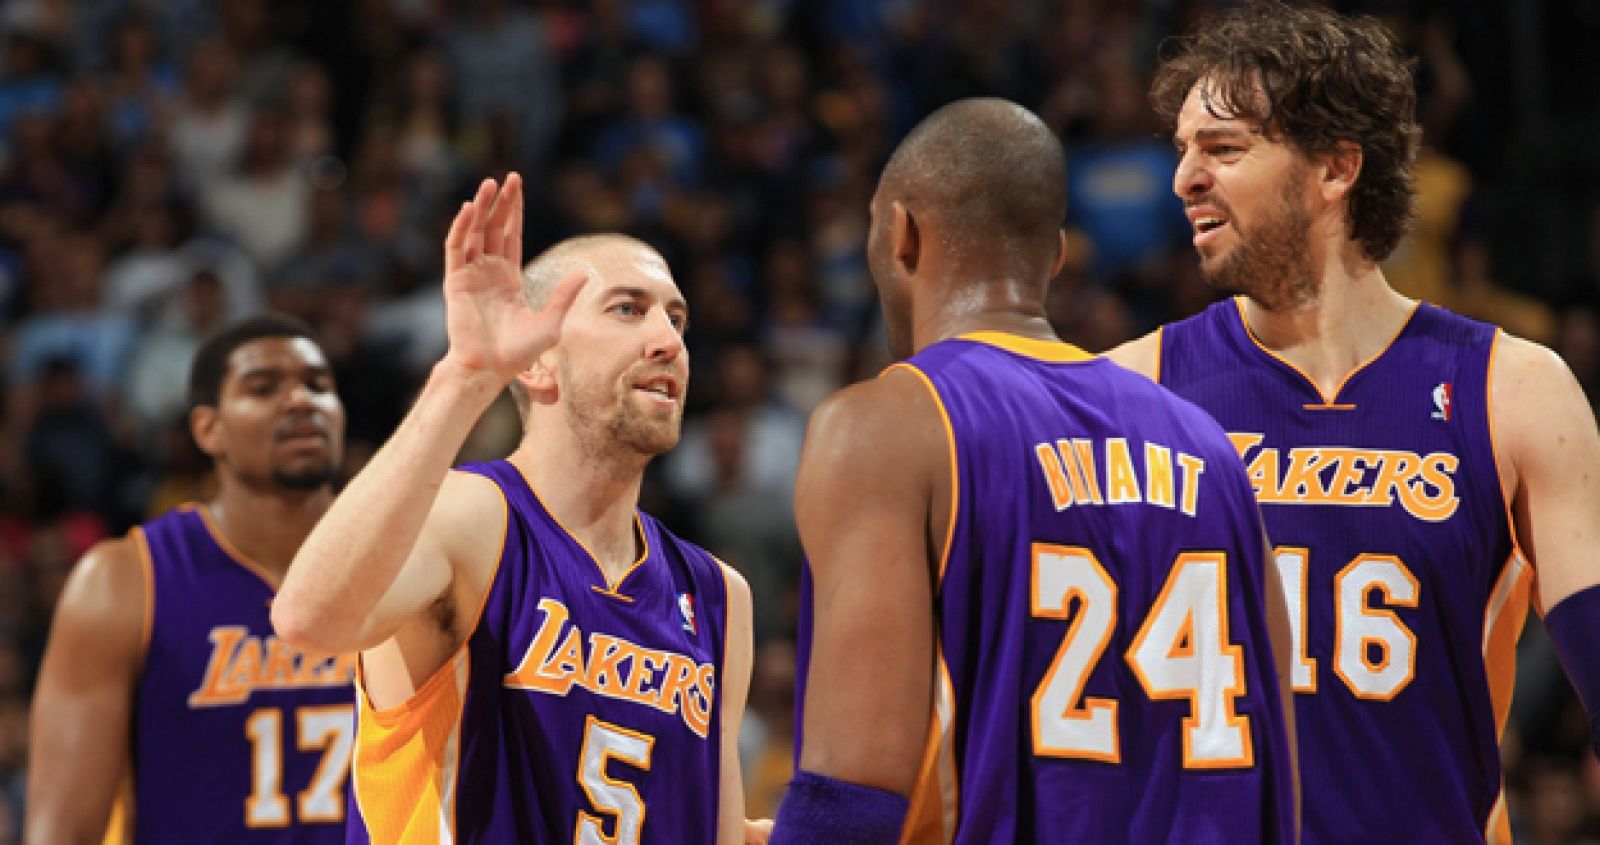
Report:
678,592,698,636
1432,382,1453,421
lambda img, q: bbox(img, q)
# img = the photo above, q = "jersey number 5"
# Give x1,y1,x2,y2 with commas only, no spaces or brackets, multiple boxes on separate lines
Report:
1029,544,1254,768
576,715,655,845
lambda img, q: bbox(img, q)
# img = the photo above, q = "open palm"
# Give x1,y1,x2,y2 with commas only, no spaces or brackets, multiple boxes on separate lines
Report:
442,174,586,382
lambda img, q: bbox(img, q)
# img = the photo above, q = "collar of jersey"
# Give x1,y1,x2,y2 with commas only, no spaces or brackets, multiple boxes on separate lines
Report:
956,331,1094,363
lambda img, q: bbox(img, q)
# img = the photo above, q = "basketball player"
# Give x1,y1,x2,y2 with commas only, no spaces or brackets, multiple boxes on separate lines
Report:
771,99,1298,844
1106,4,1600,842
271,175,756,843
28,315,354,843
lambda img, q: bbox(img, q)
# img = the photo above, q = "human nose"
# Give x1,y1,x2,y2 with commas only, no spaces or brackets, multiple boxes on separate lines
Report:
644,307,685,361
285,380,318,409
1173,148,1212,200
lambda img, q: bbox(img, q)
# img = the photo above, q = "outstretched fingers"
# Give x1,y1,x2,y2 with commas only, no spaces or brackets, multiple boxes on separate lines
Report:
502,172,524,266
481,177,510,258
444,201,475,276
462,178,496,265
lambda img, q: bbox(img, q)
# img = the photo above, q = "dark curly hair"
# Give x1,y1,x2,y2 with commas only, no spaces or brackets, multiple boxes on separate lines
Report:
1150,1,1421,262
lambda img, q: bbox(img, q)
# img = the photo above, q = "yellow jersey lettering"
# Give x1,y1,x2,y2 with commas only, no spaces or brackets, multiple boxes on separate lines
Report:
1403,453,1460,521
1071,439,1105,504
1105,438,1143,504
1227,433,1460,522
1245,447,1281,500
1035,442,1075,511
585,634,632,696
1278,448,1333,502
1056,439,1090,505
504,597,716,736
1362,452,1418,509
1325,450,1378,504
1145,443,1175,510
1177,454,1205,517
188,627,354,708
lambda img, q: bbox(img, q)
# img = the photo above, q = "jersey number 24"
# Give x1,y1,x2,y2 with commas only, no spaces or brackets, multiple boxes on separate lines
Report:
1029,544,1253,769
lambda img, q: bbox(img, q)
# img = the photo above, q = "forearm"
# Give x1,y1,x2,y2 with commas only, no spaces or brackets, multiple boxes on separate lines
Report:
24,817,110,845
274,357,501,651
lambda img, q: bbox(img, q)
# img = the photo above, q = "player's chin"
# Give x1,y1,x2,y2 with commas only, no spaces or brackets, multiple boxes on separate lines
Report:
271,461,339,491
632,420,682,456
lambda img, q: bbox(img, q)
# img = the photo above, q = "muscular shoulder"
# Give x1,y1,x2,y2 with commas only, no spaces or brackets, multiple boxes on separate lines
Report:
1490,332,1598,487
800,365,945,480
1102,328,1162,381
52,535,148,669
434,469,509,557
66,535,147,615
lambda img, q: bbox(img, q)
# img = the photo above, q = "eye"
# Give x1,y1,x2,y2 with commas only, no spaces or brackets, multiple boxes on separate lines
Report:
307,375,334,393
610,301,639,317
669,313,687,332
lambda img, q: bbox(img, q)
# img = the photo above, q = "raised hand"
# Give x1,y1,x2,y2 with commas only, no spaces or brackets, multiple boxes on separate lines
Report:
441,173,587,383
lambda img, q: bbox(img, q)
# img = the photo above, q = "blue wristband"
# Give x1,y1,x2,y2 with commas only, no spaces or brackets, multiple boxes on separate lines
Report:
770,770,909,845
1544,583,1600,757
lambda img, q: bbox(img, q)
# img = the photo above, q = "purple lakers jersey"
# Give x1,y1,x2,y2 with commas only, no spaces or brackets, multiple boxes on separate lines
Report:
796,332,1294,843
1160,298,1524,844
348,459,730,843
131,505,356,843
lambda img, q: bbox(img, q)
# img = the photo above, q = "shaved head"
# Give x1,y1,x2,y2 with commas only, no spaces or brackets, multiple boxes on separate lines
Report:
521,233,661,310
879,98,1067,266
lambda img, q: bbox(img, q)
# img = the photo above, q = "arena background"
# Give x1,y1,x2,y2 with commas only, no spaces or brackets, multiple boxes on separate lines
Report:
1,0,1597,840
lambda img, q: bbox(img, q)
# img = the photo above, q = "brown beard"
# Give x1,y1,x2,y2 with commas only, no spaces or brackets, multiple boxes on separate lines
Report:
1197,166,1319,313
560,357,683,468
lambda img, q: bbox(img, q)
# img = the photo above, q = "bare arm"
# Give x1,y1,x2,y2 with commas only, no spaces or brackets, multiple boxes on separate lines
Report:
793,370,944,794
272,175,585,660
717,565,754,845
26,539,144,845
1102,329,1162,381
1491,334,1600,609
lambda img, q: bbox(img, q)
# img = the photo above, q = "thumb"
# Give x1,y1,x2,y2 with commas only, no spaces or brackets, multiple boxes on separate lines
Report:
539,269,589,326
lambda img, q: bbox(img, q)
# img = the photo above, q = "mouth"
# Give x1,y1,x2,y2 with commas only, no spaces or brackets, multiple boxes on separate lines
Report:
276,423,330,449
1188,210,1230,248
632,374,681,406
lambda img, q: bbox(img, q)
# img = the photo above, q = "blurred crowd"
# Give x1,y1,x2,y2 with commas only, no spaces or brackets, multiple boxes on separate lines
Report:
0,0,1597,841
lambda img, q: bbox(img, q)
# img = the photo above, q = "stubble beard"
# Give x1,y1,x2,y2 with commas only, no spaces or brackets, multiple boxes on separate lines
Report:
1199,172,1320,314
564,370,682,473
272,465,337,491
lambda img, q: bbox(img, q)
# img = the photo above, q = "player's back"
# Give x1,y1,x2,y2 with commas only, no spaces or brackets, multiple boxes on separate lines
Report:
132,505,357,843
1159,298,1523,843
897,332,1294,844
348,459,730,843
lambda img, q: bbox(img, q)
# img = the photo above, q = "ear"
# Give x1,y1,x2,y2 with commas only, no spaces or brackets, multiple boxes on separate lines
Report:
518,355,558,404
1319,141,1363,203
1050,228,1070,278
190,405,222,458
891,200,920,275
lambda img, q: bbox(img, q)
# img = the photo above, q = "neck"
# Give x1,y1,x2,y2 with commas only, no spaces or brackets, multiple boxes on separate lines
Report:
913,271,1057,351
207,478,334,584
1239,247,1415,398
510,420,647,583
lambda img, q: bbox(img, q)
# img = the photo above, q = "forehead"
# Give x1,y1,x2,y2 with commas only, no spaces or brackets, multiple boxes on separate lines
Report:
579,244,683,302
224,336,329,381
1174,78,1266,139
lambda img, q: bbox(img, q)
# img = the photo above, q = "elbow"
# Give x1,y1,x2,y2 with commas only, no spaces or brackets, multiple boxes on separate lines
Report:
270,591,352,655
